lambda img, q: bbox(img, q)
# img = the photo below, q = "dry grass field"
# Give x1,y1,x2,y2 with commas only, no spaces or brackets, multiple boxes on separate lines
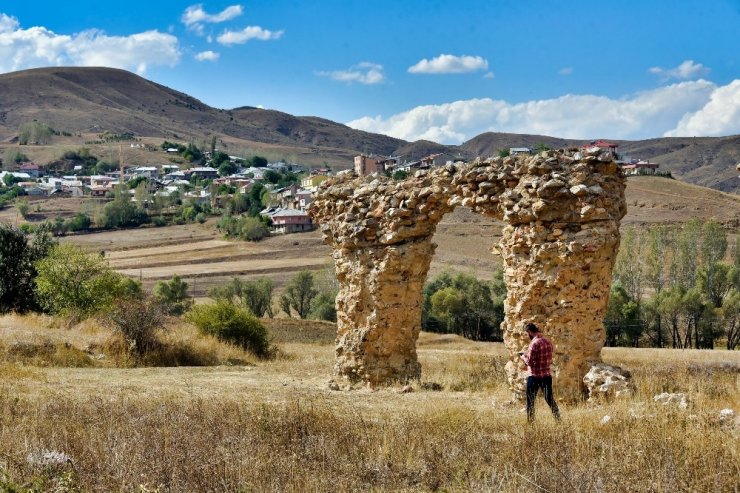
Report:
0,313,737,492
1,174,739,490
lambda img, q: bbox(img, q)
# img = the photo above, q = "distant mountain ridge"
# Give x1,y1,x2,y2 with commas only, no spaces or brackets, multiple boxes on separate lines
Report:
0,67,738,192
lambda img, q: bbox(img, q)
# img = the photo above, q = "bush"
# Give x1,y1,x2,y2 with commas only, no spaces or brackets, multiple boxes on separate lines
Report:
105,296,166,356
185,300,269,357
35,244,141,315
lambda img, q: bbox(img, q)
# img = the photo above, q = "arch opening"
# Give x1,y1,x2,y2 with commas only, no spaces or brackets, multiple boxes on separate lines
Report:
309,150,626,401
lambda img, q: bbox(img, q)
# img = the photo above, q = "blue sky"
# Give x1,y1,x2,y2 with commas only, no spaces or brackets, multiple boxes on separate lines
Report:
0,0,738,143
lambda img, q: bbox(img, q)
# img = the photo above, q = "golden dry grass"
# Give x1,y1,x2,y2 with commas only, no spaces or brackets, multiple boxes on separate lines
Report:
0,314,737,492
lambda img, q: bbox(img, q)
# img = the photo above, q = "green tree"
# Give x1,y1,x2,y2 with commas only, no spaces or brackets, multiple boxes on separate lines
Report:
675,219,701,289
604,282,642,346
308,289,337,322
100,185,148,228
422,271,504,341
248,155,268,168
66,213,92,232
218,161,237,176
240,217,269,241
280,271,319,319
35,243,141,315
18,121,54,145
153,274,193,315
208,277,274,317
240,278,274,317
0,223,54,313
698,262,738,308
720,289,740,350
392,170,409,180
3,147,28,166
497,148,510,158
263,169,281,184
613,227,645,302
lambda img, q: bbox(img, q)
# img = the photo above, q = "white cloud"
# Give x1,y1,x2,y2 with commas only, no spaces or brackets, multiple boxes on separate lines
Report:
195,50,220,62
0,13,19,33
182,4,243,29
483,71,495,79
317,62,385,85
649,59,709,80
559,67,573,75
216,26,283,45
666,79,740,136
347,80,719,144
408,54,488,74
0,14,180,75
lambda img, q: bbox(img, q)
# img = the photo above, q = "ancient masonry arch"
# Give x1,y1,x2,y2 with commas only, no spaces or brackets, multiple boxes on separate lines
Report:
308,149,626,401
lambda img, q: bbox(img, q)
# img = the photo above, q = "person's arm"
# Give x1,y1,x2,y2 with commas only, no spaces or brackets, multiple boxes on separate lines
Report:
521,343,533,366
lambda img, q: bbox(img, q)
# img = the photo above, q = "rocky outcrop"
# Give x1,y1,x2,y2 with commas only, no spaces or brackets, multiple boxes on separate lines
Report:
309,149,626,400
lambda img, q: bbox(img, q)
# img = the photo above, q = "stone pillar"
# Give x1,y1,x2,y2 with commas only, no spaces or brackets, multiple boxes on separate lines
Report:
333,239,436,385
501,220,622,402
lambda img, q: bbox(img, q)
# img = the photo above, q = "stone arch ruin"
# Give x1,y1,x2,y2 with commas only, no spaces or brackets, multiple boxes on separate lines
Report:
308,149,626,401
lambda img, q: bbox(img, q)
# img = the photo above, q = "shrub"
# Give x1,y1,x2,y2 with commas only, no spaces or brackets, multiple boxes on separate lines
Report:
152,216,167,227
153,275,193,315
185,300,269,357
105,297,166,356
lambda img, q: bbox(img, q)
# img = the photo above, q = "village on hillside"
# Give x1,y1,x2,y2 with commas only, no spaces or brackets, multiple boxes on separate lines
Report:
0,139,661,235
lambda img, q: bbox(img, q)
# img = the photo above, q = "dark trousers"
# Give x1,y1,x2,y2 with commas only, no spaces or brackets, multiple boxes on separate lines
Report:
526,376,560,421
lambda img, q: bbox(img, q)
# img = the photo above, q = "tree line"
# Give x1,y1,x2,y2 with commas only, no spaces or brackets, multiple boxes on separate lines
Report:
609,219,739,349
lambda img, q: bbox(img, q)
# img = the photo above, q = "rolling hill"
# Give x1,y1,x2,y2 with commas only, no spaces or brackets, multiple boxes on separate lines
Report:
0,66,738,192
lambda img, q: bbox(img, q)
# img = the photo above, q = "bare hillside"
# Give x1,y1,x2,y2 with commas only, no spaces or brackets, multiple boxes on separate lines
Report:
1,67,737,191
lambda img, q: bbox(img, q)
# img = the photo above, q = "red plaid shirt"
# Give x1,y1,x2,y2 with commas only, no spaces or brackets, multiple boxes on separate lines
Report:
524,335,554,377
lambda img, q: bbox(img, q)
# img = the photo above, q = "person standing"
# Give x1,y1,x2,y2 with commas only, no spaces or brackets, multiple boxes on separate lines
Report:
519,322,560,421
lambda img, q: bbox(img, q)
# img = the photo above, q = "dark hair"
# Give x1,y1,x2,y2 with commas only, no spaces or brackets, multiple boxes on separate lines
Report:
525,322,540,333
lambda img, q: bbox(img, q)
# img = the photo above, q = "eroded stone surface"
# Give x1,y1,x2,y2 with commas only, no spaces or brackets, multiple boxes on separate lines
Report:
309,149,626,400
583,363,634,401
